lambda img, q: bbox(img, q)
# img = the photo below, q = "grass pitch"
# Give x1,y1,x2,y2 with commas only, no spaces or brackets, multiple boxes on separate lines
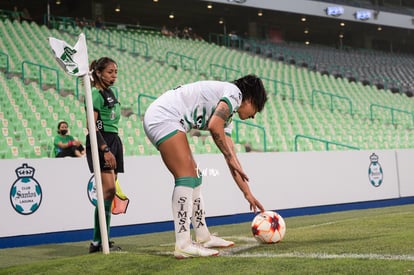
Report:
0,204,413,274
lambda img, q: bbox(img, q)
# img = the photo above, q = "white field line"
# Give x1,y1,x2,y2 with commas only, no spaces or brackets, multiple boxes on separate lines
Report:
223,252,414,261
158,236,414,261
297,211,414,229
155,250,414,261
221,237,414,261
297,221,338,229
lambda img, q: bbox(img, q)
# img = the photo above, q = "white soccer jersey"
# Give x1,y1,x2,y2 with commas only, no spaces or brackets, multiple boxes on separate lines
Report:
143,80,242,146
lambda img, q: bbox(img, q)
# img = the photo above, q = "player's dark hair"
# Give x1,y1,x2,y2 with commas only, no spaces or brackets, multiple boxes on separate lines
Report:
89,57,117,88
232,74,268,112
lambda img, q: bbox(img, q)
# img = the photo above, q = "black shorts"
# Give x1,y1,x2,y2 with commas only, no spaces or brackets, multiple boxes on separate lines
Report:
86,132,124,174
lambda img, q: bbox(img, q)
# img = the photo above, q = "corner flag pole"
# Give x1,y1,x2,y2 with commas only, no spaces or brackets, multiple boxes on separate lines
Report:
83,73,110,254
48,33,109,254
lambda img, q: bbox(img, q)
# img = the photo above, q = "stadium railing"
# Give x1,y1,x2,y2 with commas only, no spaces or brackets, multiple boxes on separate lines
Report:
209,63,241,81
369,103,414,127
311,89,353,115
294,134,360,152
166,51,197,72
137,94,157,118
21,61,60,91
233,119,267,152
0,51,9,73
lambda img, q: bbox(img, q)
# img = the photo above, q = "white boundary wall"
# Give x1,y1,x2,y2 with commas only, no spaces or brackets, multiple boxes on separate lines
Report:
1,149,414,238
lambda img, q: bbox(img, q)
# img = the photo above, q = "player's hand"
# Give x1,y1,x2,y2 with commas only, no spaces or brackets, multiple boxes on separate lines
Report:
104,151,117,169
246,193,265,213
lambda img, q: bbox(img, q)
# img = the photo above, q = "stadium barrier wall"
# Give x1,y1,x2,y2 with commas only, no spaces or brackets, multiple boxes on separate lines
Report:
1,149,413,247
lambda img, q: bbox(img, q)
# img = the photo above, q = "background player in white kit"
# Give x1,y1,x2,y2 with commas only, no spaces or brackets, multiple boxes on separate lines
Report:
143,74,268,259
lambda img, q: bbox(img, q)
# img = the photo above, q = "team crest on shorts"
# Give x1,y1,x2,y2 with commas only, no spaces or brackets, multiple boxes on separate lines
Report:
368,153,383,187
10,163,42,215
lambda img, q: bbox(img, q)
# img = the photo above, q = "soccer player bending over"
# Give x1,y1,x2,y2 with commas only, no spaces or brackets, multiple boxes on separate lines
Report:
143,74,267,258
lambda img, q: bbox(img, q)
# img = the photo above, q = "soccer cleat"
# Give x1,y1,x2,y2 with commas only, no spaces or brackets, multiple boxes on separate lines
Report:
89,241,122,253
109,241,122,252
201,235,235,248
174,242,219,259
89,243,101,253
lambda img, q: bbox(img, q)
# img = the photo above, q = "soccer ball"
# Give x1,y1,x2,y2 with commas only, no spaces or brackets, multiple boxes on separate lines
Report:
251,211,286,243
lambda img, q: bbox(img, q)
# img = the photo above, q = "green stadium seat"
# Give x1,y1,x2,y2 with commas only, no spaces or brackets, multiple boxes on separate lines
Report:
2,19,414,158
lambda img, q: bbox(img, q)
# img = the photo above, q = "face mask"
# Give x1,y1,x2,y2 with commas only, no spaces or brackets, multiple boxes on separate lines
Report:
60,130,68,135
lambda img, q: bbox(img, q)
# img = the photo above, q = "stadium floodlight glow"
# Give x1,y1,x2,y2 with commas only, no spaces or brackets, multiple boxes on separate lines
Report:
115,3,120,12
325,6,344,17
354,10,371,20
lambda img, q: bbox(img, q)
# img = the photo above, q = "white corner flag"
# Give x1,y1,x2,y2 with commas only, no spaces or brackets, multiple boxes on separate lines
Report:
48,33,110,254
49,34,89,76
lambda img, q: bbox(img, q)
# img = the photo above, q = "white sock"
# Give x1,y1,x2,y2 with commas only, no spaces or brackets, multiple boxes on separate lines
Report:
191,185,211,242
172,186,193,250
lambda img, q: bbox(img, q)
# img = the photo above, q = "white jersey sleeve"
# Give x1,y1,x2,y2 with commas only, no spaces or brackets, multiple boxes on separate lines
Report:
220,83,242,135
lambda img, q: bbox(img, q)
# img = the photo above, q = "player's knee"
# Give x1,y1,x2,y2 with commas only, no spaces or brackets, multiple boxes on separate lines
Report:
105,186,116,199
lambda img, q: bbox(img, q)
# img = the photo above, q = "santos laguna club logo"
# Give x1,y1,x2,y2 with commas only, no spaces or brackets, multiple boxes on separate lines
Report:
87,175,97,206
10,163,43,215
368,153,383,187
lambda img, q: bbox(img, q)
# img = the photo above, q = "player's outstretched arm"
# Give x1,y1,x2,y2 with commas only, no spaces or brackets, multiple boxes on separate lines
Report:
208,101,248,181
225,135,265,213
209,102,264,212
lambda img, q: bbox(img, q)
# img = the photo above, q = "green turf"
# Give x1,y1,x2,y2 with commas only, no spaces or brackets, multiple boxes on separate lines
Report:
0,204,413,274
